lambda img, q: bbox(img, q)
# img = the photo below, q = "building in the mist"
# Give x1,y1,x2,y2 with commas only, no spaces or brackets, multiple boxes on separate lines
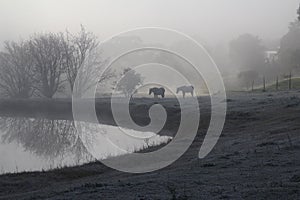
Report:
264,50,279,64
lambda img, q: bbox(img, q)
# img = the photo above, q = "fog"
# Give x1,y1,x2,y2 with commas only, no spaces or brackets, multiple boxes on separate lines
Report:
0,0,300,173
1,1,300,198
0,0,299,47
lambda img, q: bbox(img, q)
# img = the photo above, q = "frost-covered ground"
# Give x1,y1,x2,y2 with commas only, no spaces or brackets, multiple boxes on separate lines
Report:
0,91,300,199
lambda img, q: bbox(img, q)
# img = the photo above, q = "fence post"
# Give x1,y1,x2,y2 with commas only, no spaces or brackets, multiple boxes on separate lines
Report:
263,76,266,92
288,71,292,90
276,76,279,91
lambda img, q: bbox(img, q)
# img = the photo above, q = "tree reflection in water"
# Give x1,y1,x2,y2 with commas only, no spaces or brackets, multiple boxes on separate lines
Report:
0,118,93,165
0,117,172,173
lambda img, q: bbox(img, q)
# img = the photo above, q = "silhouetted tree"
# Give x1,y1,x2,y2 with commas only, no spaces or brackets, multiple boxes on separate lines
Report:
116,68,143,97
237,70,259,90
62,25,98,92
230,34,266,72
0,27,114,98
0,41,35,98
279,6,300,72
29,33,65,98
298,3,300,21
62,25,114,97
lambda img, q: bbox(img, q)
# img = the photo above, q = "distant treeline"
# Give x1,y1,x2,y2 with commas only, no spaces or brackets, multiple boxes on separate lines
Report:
228,4,300,90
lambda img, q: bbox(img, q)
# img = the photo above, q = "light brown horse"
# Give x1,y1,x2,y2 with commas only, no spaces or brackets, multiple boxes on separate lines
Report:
176,85,194,98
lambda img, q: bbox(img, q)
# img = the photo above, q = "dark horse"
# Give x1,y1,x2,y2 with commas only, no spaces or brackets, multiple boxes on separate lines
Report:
149,87,165,98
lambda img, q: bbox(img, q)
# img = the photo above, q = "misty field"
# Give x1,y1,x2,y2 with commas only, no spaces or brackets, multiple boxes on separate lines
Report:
0,91,299,199
1,0,300,199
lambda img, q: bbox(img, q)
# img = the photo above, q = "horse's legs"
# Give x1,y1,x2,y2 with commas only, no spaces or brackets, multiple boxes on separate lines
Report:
183,92,185,98
154,94,158,99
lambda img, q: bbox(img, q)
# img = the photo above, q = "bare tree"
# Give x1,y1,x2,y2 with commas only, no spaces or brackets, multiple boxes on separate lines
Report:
0,26,114,98
0,41,35,98
29,33,65,98
62,25,114,97
62,25,98,92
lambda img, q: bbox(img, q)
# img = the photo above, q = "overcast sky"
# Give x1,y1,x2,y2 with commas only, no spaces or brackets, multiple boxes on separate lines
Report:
0,0,299,47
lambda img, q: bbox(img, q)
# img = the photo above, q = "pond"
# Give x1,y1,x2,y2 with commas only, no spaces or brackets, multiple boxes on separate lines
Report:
0,117,171,174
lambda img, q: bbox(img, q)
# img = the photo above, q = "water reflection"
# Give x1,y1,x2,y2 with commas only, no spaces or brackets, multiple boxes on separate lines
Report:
0,117,171,174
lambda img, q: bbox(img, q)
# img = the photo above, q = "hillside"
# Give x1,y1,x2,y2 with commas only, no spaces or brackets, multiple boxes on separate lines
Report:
0,91,300,199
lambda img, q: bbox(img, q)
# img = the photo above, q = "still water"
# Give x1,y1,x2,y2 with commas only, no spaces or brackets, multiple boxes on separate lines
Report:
0,117,171,174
